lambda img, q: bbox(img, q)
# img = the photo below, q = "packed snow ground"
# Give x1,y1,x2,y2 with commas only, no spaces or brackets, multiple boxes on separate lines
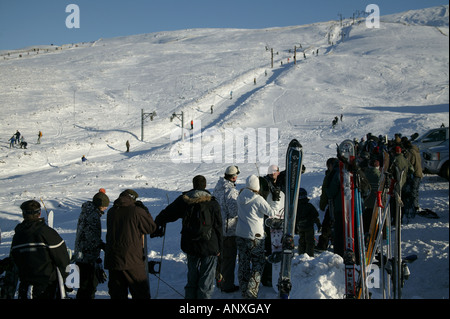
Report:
0,6,448,299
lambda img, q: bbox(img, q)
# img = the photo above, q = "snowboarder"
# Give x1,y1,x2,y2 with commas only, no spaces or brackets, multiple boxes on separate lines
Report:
10,200,70,299
74,190,110,299
212,166,240,293
154,175,223,299
81,155,87,163
104,189,156,299
235,175,277,299
295,188,321,257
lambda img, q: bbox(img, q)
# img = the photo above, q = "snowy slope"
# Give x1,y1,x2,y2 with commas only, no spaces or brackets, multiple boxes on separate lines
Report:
0,6,448,299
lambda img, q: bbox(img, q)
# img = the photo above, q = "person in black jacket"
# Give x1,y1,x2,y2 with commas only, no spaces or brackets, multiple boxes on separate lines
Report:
153,175,222,299
10,200,70,299
295,188,321,257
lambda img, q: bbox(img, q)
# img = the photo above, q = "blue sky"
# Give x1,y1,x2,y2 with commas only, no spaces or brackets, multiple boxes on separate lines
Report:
0,0,447,50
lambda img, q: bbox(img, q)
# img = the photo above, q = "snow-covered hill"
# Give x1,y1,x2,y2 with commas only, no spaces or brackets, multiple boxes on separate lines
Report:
0,5,448,299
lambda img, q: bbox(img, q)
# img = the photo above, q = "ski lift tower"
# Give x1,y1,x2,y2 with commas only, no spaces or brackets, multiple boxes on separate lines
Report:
141,109,157,141
170,111,184,141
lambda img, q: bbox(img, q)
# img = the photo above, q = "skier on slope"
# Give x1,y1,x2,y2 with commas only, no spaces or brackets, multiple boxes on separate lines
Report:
235,175,277,299
153,175,223,299
10,200,70,299
104,189,156,299
74,190,110,299
212,166,240,293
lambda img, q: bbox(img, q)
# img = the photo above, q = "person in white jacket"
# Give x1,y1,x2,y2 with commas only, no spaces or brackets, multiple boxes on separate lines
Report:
236,175,277,299
213,165,240,293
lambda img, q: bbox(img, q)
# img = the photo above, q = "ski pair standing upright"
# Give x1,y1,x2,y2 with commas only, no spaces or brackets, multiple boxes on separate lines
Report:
267,139,303,299
337,139,369,299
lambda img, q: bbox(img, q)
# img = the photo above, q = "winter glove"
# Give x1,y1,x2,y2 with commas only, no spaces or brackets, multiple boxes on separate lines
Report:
270,186,281,201
150,224,166,238
95,258,107,284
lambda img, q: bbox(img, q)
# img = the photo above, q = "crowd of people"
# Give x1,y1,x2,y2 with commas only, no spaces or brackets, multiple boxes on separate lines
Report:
0,132,423,299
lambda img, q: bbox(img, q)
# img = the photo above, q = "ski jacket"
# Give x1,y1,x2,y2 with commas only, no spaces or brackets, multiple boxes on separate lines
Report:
105,196,156,270
236,188,277,240
74,201,104,264
259,175,285,217
155,189,223,257
295,198,320,233
10,218,70,286
405,145,423,178
213,177,239,236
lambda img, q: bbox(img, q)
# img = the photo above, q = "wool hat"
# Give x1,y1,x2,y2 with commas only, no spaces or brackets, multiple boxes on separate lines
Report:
120,189,139,200
93,192,110,208
20,200,41,215
246,175,260,192
225,165,240,177
267,164,279,174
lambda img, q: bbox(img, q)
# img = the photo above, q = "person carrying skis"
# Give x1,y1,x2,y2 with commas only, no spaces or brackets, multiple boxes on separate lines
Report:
235,175,277,299
74,190,110,299
153,175,223,299
295,188,321,257
212,166,240,293
104,189,156,299
10,200,70,299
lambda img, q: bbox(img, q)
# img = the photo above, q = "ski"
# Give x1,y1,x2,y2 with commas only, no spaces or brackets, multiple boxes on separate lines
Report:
278,139,303,299
337,139,357,299
45,209,67,299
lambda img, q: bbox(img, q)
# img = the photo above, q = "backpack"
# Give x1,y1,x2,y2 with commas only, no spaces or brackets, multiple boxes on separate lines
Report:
181,203,213,241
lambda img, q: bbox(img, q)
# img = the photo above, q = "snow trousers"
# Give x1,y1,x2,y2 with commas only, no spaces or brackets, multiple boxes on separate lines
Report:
236,237,265,299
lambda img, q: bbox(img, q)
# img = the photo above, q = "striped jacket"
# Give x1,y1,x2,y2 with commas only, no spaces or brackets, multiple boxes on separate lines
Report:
11,218,70,286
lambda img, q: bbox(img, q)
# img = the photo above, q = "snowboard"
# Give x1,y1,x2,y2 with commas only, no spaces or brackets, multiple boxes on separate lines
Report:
265,215,283,292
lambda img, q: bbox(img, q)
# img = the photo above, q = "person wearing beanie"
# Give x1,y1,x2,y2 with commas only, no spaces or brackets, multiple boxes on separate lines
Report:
213,166,240,293
154,175,222,299
235,174,277,298
105,189,156,299
10,200,70,299
74,189,110,299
